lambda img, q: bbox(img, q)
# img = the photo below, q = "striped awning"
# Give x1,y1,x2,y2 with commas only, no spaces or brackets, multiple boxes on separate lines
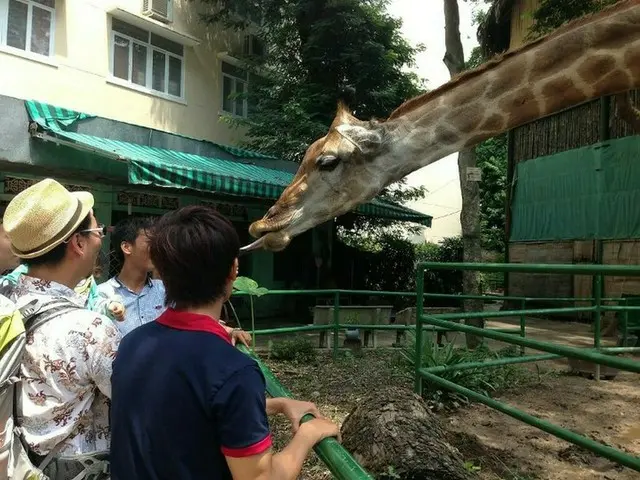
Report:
25,100,432,227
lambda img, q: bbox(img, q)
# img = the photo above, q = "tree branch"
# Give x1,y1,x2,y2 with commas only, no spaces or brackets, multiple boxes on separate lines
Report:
443,0,465,76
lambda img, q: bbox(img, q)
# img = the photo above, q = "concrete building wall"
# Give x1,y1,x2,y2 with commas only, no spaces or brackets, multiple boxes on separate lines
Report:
0,0,252,145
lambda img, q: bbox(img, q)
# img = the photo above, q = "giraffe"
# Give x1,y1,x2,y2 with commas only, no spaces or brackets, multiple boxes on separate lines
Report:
242,0,640,253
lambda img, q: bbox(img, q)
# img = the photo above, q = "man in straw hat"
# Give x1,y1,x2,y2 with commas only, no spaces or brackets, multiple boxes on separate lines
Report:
2,178,121,478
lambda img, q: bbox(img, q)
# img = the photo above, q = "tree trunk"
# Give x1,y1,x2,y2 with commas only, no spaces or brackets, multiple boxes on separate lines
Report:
341,386,475,480
443,0,484,348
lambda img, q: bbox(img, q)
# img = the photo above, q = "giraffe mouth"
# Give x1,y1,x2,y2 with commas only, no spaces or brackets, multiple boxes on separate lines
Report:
240,212,296,254
239,231,291,255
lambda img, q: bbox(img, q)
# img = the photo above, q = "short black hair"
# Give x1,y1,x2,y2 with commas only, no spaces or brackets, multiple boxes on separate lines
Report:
149,206,240,309
111,216,155,263
26,214,92,267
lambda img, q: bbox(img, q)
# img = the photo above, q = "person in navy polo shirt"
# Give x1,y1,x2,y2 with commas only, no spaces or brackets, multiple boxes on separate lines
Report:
110,205,339,480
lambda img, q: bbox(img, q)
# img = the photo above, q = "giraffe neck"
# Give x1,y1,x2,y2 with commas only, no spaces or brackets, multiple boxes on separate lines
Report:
382,0,640,180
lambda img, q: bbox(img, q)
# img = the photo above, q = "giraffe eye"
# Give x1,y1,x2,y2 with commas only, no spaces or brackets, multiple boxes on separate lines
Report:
315,154,340,171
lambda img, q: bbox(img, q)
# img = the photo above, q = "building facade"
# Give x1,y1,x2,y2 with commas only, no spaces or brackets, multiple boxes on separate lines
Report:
0,0,432,319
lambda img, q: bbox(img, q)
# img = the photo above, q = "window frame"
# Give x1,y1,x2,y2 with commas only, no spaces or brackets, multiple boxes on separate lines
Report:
0,0,56,59
221,61,248,118
108,17,185,102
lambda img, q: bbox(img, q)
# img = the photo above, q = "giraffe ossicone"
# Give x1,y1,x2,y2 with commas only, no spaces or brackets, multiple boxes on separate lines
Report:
242,0,640,254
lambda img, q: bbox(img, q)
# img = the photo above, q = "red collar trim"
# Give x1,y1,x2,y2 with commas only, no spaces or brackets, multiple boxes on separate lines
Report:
156,308,232,344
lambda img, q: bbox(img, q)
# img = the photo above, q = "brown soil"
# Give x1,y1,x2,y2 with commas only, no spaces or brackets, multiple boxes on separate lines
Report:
260,316,640,480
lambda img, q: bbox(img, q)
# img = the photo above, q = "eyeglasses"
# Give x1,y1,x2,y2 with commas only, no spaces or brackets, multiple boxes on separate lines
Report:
79,224,108,238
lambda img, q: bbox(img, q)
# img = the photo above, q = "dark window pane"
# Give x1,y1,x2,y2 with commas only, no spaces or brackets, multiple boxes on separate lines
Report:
131,43,147,86
221,61,247,80
235,80,245,116
113,35,130,80
33,0,54,7
222,76,233,113
152,50,166,92
168,56,181,96
7,0,28,51
150,33,183,56
30,6,52,56
112,18,148,42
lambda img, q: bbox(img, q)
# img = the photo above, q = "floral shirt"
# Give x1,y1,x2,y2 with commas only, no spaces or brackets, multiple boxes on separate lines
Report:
11,275,121,456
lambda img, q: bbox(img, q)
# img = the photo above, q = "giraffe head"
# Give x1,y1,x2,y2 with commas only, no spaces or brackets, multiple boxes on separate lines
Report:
245,101,401,252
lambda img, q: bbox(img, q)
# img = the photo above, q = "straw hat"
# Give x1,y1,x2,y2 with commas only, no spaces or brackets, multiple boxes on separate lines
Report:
2,178,94,259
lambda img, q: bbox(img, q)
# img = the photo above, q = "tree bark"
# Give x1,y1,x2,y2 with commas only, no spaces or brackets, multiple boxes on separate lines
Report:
443,0,484,348
340,386,475,480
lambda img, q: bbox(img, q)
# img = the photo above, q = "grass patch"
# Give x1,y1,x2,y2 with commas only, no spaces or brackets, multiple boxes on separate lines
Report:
395,333,545,409
268,338,317,363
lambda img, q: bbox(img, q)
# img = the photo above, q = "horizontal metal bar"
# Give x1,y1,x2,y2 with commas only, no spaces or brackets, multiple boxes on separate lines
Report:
422,353,561,374
417,262,640,276
419,371,640,472
250,324,523,335
602,306,640,311
252,325,331,336
600,347,640,354
233,289,416,297
233,287,625,304
237,345,373,480
422,306,595,321
420,316,640,373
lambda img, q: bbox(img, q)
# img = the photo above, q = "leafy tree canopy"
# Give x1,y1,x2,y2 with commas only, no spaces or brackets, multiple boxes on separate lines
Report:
200,0,425,162
527,0,619,39
199,0,429,239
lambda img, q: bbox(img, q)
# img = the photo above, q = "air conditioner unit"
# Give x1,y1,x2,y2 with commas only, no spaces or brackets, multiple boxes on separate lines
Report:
142,0,172,23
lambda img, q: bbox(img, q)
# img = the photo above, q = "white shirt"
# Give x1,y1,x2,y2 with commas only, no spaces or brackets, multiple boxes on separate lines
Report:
12,275,121,456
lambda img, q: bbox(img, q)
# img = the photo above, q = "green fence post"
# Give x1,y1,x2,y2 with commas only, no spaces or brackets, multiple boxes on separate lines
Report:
415,266,425,395
622,298,629,347
519,298,526,356
332,291,340,360
594,273,603,381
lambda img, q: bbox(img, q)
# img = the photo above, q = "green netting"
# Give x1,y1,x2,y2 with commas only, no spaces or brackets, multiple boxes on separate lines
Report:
510,135,640,241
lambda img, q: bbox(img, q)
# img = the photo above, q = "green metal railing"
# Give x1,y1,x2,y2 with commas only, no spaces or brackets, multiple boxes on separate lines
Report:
232,286,633,362
414,262,640,473
237,344,373,480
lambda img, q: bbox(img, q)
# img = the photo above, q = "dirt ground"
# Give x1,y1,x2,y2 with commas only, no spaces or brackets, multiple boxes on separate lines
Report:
260,316,640,480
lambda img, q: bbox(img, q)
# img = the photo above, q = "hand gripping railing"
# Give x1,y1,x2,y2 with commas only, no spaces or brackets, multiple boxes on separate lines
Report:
237,344,373,480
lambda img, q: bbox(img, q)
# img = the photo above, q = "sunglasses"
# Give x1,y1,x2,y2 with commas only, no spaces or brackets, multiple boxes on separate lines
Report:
79,224,112,238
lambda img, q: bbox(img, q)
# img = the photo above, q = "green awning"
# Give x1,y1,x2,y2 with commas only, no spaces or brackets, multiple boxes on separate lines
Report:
25,100,432,227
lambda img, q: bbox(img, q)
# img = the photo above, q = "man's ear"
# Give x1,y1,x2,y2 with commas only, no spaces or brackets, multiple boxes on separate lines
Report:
335,124,384,155
121,241,132,256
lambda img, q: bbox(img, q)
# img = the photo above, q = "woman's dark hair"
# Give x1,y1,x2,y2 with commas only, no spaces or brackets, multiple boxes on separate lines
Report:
150,206,240,309
26,214,92,267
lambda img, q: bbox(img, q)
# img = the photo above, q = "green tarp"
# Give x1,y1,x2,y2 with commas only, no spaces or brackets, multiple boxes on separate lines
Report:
25,100,432,227
510,135,640,241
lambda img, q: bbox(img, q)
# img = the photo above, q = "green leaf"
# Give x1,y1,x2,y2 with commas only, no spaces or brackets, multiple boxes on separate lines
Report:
253,287,269,297
233,276,269,296
233,276,259,293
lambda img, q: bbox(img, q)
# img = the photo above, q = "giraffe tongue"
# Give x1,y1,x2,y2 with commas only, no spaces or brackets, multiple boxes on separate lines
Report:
239,237,265,256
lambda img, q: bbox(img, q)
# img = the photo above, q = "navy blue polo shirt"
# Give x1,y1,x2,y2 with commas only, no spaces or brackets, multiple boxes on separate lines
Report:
110,308,272,480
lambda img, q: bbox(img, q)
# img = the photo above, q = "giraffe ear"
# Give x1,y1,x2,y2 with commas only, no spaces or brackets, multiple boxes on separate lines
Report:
335,124,383,155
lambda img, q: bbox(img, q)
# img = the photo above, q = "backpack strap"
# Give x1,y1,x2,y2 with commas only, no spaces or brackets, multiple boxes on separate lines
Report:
13,297,84,471
19,298,81,334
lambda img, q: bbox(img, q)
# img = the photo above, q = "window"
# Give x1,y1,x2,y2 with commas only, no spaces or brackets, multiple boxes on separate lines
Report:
110,18,184,99
221,61,248,117
0,0,55,56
